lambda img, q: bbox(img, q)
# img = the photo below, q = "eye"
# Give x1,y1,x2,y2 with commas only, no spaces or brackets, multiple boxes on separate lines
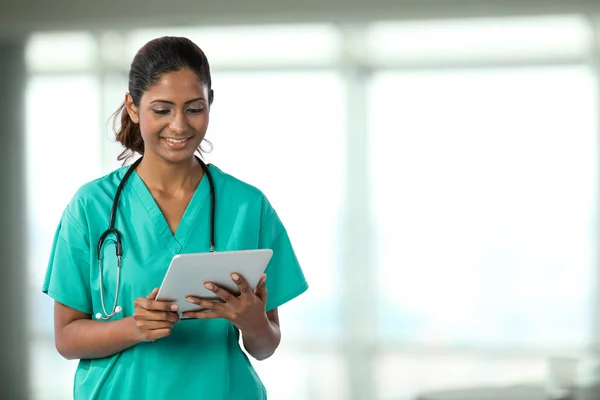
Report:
152,109,170,115
187,108,204,114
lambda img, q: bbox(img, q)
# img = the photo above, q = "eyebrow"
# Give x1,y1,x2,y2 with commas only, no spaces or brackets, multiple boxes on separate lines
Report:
150,97,205,105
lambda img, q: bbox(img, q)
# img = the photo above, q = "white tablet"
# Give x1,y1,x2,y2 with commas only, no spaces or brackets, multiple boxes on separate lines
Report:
155,249,273,316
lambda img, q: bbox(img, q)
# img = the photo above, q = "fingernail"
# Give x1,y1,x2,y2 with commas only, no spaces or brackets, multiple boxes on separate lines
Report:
171,304,178,311
232,274,240,281
186,297,195,303
205,283,214,290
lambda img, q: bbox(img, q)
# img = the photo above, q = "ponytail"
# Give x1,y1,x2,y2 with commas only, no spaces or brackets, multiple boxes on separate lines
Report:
113,101,144,164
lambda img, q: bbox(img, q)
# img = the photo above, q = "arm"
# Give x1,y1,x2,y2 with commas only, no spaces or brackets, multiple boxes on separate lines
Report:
183,273,282,361
54,288,180,360
241,308,281,361
54,301,140,360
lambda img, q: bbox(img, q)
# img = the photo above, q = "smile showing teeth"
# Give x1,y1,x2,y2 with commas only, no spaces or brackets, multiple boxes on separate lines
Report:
164,137,188,143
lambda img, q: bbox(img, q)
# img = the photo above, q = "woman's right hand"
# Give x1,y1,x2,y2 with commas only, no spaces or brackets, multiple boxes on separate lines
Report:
132,288,180,342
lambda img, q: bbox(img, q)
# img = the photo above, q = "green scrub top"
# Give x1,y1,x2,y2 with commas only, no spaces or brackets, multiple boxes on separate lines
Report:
42,164,309,400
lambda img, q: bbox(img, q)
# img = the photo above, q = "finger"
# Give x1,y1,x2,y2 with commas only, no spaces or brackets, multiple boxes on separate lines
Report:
231,273,252,295
147,288,159,300
255,285,268,303
135,309,180,323
253,274,267,292
142,288,179,311
182,310,220,319
186,297,226,312
136,297,178,312
149,311,180,323
203,283,238,303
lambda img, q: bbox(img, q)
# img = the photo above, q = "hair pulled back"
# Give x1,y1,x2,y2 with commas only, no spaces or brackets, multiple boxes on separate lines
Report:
113,36,214,162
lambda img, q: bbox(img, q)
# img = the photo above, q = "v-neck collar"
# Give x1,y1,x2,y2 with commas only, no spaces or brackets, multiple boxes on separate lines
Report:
129,166,212,255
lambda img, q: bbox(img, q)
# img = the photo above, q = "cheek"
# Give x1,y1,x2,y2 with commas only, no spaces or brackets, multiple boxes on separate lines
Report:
138,114,164,138
193,114,210,130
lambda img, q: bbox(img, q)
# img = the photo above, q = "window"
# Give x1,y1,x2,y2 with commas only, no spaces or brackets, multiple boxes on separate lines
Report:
369,66,597,349
366,15,593,65
24,15,600,400
26,75,101,336
26,27,347,400
26,32,97,72
100,72,130,172
206,71,346,340
125,25,340,68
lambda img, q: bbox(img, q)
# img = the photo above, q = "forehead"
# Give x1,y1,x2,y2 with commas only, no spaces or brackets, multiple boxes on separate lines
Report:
143,69,207,101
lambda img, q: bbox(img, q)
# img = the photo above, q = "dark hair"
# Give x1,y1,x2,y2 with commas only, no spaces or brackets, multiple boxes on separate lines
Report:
112,36,214,163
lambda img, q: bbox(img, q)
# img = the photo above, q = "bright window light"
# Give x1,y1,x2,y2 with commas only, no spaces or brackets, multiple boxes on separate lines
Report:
369,66,597,349
126,24,341,68
26,32,98,72
366,15,593,64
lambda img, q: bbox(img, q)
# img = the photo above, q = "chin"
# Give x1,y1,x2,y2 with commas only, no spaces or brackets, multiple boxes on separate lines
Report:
146,138,202,163
164,151,198,164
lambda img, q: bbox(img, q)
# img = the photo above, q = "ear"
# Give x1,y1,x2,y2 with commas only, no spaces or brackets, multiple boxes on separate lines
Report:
125,93,140,124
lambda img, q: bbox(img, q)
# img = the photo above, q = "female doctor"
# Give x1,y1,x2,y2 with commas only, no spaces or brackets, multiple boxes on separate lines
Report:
42,36,308,400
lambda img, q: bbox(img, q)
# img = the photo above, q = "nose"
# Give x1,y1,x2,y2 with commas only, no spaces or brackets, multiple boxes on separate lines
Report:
169,110,188,135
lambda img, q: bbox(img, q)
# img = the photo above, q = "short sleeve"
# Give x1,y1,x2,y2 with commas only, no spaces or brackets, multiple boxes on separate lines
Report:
42,204,93,315
259,205,308,312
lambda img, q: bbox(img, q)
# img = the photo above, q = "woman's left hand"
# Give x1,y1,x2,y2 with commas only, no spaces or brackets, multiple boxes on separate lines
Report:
183,273,269,336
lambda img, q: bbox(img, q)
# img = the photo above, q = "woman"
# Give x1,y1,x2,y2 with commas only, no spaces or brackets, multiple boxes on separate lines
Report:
42,36,308,399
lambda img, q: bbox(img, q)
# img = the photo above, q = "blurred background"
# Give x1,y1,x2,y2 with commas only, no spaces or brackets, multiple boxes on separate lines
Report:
2,0,600,399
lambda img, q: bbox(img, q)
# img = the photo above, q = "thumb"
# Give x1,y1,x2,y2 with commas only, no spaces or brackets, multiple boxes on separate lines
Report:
147,288,159,300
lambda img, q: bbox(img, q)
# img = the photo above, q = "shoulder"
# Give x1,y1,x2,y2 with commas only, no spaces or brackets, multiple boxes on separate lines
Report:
209,164,275,215
209,164,265,199
63,166,129,225
70,166,127,206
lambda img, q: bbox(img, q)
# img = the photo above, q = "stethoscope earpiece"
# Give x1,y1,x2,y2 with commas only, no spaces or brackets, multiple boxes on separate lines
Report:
95,306,122,320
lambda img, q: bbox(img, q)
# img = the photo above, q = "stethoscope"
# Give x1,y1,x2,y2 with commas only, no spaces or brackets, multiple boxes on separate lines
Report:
95,155,216,320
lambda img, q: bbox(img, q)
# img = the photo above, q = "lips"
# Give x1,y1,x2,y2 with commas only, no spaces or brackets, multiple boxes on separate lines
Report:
163,137,190,143
161,137,192,149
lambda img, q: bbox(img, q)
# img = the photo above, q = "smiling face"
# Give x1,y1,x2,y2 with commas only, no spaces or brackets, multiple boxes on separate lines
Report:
125,68,210,165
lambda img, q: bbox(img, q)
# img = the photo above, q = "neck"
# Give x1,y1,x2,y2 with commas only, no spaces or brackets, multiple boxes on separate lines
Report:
136,153,204,194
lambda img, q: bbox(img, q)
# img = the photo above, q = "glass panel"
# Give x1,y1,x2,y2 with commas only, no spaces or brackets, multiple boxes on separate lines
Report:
206,70,345,340
100,72,130,172
375,352,546,399
31,337,79,400
126,24,340,67
252,350,348,400
26,32,98,72
26,75,101,334
368,66,597,349
366,16,592,63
